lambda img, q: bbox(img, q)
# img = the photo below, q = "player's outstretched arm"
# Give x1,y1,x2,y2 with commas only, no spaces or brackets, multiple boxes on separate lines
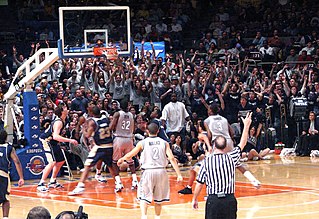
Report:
198,133,212,153
237,165,261,189
53,121,78,145
10,148,24,187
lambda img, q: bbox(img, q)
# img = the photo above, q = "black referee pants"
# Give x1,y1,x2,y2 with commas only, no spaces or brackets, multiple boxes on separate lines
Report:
205,194,237,219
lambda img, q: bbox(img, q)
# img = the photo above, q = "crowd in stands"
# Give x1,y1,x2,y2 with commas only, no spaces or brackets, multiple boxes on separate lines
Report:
1,0,319,172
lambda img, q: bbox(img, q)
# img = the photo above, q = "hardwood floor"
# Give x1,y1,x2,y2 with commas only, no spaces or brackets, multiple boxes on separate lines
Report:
4,155,319,219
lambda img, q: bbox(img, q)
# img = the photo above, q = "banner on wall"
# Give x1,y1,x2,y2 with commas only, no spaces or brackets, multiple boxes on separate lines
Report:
133,41,165,60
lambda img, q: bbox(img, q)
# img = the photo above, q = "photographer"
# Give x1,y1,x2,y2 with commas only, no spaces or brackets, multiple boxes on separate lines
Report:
55,206,87,219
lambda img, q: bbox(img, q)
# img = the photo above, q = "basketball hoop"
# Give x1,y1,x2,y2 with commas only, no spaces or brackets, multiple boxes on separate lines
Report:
93,47,118,60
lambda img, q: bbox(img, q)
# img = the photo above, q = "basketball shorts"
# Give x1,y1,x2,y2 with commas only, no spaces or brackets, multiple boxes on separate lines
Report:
138,169,170,204
112,137,134,162
40,139,65,163
0,175,10,204
84,144,113,167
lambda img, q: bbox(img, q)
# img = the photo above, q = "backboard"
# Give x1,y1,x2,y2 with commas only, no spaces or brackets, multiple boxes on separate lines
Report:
58,6,131,58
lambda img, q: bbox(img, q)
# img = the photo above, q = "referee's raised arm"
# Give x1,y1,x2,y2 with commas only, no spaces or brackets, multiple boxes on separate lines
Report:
238,112,252,151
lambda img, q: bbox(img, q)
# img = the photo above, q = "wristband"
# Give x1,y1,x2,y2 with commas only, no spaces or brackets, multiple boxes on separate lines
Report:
244,171,260,186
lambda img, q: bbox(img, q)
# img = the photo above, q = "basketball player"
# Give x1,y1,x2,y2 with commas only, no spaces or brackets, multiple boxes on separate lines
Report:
68,106,116,195
179,104,260,194
110,100,137,192
0,130,24,219
149,108,170,143
178,120,212,194
117,123,183,219
204,103,234,152
73,101,106,182
37,104,78,192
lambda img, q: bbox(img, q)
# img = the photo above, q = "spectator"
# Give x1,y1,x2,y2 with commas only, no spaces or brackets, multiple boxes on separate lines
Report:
26,206,51,219
161,92,190,150
189,88,208,119
0,49,12,80
286,48,299,69
216,6,229,23
252,31,267,49
156,18,167,35
159,78,173,108
47,61,62,82
149,72,163,110
222,82,241,124
299,42,315,55
297,50,313,64
218,31,231,50
259,41,275,62
70,89,89,116
109,69,126,103
297,111,319,156
67,71,81,95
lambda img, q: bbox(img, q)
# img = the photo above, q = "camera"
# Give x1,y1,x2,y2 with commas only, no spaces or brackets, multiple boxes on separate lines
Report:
55,206,88,219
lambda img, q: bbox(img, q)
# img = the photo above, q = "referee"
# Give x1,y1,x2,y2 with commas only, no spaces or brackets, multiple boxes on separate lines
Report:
192,112,255,219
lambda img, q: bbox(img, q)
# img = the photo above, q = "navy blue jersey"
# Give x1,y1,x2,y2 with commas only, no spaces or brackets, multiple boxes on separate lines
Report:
151,118,170,143
0,143,13,175
40,118,64,146
93,117,113,145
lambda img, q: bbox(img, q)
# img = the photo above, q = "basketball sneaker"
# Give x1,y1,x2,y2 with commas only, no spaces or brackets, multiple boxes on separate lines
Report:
95,174,107,183
48,180,64,189
131,180,139,190
37,183,49,192
115,182,124,193
68,186,85,196
178,186,192,194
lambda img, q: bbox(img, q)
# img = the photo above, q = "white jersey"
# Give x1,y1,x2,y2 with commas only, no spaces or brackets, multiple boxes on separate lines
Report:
114,110,134,138
140,136,168,169
204,114,231,140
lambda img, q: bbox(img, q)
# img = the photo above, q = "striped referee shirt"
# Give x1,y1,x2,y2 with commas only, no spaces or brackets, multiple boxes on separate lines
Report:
196,146,241,195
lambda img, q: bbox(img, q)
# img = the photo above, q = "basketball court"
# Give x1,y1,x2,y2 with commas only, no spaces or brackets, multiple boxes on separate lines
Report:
2,5,319,219
4,156,319,219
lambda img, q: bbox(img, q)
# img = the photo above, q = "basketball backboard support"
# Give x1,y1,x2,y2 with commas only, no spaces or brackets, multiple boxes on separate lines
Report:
58,6,131,58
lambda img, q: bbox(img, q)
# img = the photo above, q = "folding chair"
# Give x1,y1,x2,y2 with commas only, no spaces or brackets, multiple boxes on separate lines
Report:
61,148,73,180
